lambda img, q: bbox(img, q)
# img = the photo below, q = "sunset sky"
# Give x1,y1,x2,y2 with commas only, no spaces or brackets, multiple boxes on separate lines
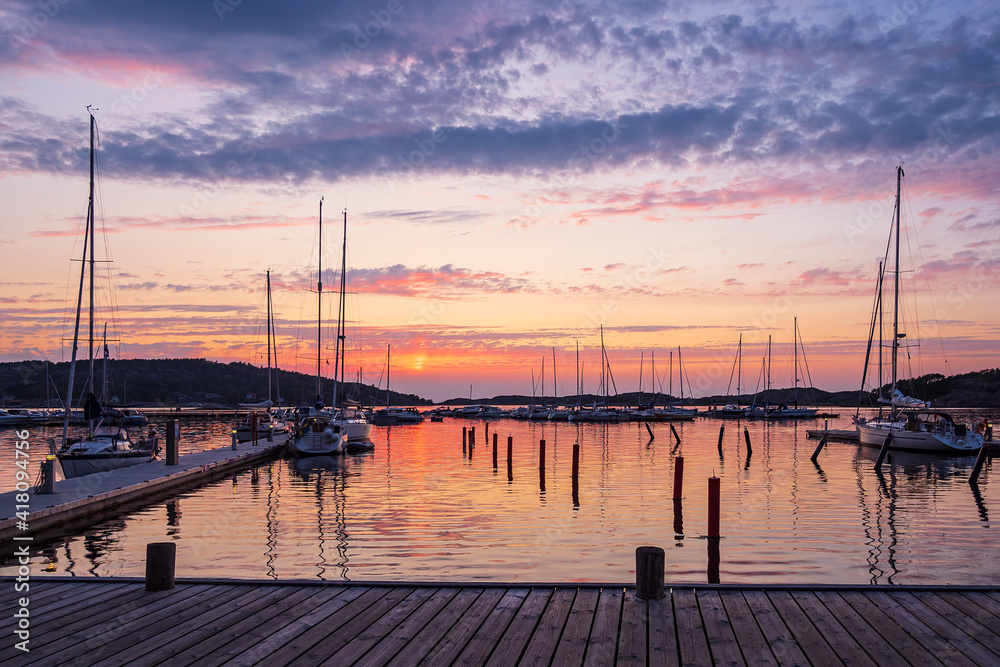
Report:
1,1,998,402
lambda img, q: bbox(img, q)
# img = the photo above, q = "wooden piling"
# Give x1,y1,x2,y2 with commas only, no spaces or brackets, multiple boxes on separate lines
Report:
672,456,684,501
708,539,721,584
743,426,752,455
670,424,681,445
874,433,893,473
672,498,683,537
251,412,259,447
462,426,467,455
507,435,513,465
708,476,720,539
469,426,475,450
810,434,829,463
572,443,580,479
645,423,654,439
538,438,545,471
717,425,725,456
970,443,990,485
166,419,178,465
493,436,498,469
145,542,176,592
635,546,665,600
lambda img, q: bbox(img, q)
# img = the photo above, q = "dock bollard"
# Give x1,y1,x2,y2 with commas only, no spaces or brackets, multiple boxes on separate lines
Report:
469,426,476,450
462,426,467,452
145,542,176,592
493,436,498,469
635,546,665,599
166,419,179,465
539,438,545,472
231,429,237,451
38,456,55,494
267,424,273,442
572,443,580,479
717,426,725,456
743,427,752,455
708,476,721,539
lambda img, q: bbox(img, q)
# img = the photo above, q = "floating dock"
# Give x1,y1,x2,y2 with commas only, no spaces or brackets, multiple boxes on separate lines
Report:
806,428,860,441
0,434,286,546
1,579,998,665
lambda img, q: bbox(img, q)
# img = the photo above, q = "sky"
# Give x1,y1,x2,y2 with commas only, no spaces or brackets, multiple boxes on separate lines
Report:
1,0,998,403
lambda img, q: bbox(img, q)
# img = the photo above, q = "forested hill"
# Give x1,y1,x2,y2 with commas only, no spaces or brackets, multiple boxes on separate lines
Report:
0,358,431,407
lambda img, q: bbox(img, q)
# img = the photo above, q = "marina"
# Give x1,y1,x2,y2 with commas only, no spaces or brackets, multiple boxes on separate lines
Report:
2,412,997,585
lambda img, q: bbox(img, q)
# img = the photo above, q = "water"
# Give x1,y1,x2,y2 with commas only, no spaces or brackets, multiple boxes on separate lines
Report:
2,410,997,584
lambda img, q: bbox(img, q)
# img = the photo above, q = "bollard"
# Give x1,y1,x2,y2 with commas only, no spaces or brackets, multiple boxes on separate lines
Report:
635,546,666,600
970,443,990,485
267,424,273,442
493,436,498,469
874,433,893,473
38,456,55,494
231,429,237,451
708,476,720,539
572,443,580,479
485,422,489,446
470,426,476,450
507,436,513,465
251,412,258,447
810,435,828,463
462,426,467,447
145,542,176,592
539,438,545,471
166,419,179,465
672,456,684,500
717,426,725,456
670,424,681,445
743,426,752,455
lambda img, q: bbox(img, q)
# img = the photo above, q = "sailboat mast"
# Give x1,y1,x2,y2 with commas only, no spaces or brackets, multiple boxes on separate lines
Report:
793,317,799,408
386,343,391,409
87,112,96,406
891,166,903,407
576,341,580,408
62,110,95,445
638,351,644,407
677,346,684,404
737,333,742,405
316,197,323,403
552,347,557,406
332,209,348,410
265,269,272,403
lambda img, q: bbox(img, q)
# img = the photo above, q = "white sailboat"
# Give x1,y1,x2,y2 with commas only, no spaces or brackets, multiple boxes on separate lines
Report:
288,198,345,456
764,318,818,419
854,167,983,453
236,269,288,440
57,110,157,478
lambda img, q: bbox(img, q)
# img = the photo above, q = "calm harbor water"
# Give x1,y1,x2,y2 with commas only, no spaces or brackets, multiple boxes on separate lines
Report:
2,409,997,585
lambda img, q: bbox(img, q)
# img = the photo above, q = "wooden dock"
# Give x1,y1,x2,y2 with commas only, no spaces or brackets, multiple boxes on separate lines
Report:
0,434,285,547
2,579,998,665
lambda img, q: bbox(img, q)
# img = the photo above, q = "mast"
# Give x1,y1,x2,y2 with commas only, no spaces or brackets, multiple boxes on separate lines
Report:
638,351,644,408
575,341,580,409
793,317,799,408
891,165,904,414
316,197,323,404
266,269,272,405
100,323,108,403
669,350,673,407
766,335,772,411
551,347,557,407
677,346,684,406
737,333,742,406
541,356,545,407
386,343,391,409
331,208,348,411
87,110,96,414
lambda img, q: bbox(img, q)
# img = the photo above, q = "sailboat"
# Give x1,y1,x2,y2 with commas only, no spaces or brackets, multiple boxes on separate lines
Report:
711,334,749,418
57,110,157,478
288,198,346,456
371,344,424,425
236,269,288,441
328,208,375,451
854,167,983,453
764,318,818,419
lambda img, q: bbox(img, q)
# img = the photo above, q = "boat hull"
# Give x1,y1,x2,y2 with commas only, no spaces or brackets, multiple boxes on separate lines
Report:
857,424,982,453
286,431,344,456
57,451,152,478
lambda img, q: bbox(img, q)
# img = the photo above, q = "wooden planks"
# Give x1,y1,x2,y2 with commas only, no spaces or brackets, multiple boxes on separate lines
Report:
3,581,999,666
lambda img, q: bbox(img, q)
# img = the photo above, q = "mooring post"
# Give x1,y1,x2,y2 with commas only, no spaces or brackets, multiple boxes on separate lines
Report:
485,422,489,446
645,423,654,439
970,443,990,485
743,427,752,455
670,424,681,445
635,546,665,599
231,428,237,451
145,542,176,592
708,538,721,584
37,455,55,494
539,438,545,471
672,456,684,500
810,434,829,463
267,423,273,442
717,425,725,457
469,426,476,451
166,419,178,465
251,412,258,446
493,436,498,469
708,476,721,539
572,443,580,479
874,433,893,473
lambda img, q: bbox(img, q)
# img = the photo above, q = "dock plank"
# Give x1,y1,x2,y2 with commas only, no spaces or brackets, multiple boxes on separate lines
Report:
585,587,623,667
719,591,777,666
886,591,1000,666
860,590,977,667
320,586,441,666
616,589,646,667
452,587,530,666
385,588,483,667
673,588,711,667
740,590,809,667
909,591,1000,658
551,588,600,666
518,588,576,667
485,588,552,667
789,591,876,667
647,593,679,667
697,589,745,667
839,590,950,666
355,587,461,667
765,590,843,666
932,591,1000,636
207,586,365,666
419,587,506,665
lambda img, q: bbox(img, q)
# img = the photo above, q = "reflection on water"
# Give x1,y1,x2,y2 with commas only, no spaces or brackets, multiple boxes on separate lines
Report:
2,409,998,584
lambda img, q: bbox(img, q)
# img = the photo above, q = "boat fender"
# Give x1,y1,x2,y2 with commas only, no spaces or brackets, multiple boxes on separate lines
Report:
324,428,335,442
956,439,964,448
